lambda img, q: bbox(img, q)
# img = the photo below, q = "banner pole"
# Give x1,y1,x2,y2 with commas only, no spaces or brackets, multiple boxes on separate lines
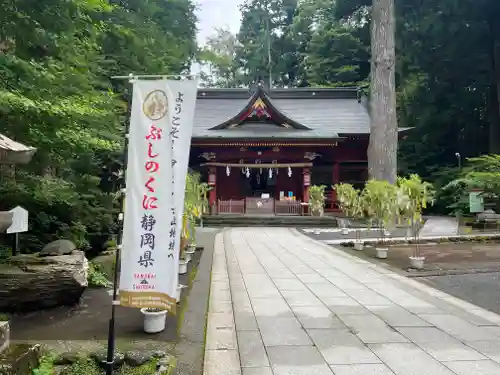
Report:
105,74,134,375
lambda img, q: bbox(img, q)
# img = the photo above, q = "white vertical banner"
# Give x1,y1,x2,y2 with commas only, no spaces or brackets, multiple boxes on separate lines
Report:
167,78,199,282
119,79,178,312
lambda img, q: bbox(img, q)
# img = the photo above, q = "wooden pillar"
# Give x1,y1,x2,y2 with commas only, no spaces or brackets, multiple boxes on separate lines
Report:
302,168,310,203
333,162,340,184
332,162,340,205
208,166,217,214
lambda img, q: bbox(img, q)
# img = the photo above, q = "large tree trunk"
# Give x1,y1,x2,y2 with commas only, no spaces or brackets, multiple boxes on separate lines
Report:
368,0,398,184
490,17,500,153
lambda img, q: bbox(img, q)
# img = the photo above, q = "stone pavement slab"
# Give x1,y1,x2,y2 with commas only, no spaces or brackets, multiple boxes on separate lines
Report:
203,228,500,375
330,364,395,375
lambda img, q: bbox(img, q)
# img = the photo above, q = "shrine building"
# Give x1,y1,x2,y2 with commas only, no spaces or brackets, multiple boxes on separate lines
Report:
189,84,398,215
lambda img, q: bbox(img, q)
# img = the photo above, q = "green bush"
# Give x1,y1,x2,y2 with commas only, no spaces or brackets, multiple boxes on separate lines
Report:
441,154,500,215
87,262,111,288
32,354,55,375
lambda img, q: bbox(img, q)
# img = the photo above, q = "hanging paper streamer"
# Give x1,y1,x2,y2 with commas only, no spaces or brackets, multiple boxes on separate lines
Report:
288,166,292,177
226,165,230,176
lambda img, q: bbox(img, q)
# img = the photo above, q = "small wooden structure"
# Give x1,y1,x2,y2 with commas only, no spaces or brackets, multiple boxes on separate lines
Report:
0,133,36,165
0,133,36,229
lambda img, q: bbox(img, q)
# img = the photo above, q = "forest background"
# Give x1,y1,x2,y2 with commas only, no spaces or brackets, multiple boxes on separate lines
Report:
1,0,499,252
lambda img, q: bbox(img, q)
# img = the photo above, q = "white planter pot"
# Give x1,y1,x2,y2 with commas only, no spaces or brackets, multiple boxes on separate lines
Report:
409,256,425,270
384,230,391,237
354,242,364,251
376,248,388,259
313,228,320,235
184,250,195,263
179,260,188,275
341,228,349,235
176,284,187,303
141,308,167,333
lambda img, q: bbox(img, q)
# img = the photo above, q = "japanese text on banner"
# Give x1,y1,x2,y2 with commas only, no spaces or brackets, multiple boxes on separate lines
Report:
119,81,177,312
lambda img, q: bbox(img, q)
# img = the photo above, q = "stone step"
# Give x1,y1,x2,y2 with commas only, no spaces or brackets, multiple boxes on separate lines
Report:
202,215,338,227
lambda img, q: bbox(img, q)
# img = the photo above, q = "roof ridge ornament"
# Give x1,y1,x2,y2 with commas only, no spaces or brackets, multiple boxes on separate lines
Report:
207,85,311,131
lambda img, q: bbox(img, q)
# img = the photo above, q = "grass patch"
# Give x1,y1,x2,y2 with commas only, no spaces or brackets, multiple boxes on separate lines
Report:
32,354,56,375
61,358,101,375
33,357,170,375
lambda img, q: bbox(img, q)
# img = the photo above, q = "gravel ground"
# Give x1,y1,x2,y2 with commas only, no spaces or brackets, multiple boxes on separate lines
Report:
419,272,500,314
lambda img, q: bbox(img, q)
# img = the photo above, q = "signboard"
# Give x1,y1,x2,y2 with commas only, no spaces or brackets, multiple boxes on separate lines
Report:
118,78,198,312
6,206,28,234
208,172,216,186
303,173,310,186
469,190,484,213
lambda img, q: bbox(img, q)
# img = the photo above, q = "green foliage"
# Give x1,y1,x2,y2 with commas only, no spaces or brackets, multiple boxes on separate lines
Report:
443,154,500,214
199,0,368,88
61,359,101,375
361,180,399,232
32,354,56,375
309,185,326,214
306,23,369,85
0,0,197,253
55,357,161,375
198,27,241,88
119,359,160,375
397,174,435,225
184,172,211,245
87,261,111,288
202,0,500,203
334,183,363,219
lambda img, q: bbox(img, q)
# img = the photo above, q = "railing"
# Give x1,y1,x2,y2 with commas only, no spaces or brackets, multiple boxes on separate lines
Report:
245,197,274,215
217,198,307,215
217,199,245,214
275,200,302,216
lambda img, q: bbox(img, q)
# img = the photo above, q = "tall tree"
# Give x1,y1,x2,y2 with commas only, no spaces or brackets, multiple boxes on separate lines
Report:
367,0,398,183
198,27,240,87
306,23,369,85
234,0,298,87
0,0,198,252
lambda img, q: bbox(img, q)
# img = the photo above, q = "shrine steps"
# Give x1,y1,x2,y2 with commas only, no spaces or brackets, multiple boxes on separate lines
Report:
202,215,338,228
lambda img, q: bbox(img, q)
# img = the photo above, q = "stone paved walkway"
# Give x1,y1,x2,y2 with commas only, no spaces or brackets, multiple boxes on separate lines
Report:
204,228,500,375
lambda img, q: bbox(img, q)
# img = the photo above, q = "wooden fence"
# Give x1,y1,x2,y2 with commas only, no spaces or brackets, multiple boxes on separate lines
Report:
216,198,304,215
217,199,245,214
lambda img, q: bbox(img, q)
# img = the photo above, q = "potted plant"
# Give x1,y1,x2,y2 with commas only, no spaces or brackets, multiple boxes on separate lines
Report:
140,308,168,333
309,185,326,234
334,183,364,246
176,284,187,303
179,213,189,275
309,185,326,216
184,219,196,262
196,180,211,244
398,174,434,269
361,180,398,259
184,173,210,251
